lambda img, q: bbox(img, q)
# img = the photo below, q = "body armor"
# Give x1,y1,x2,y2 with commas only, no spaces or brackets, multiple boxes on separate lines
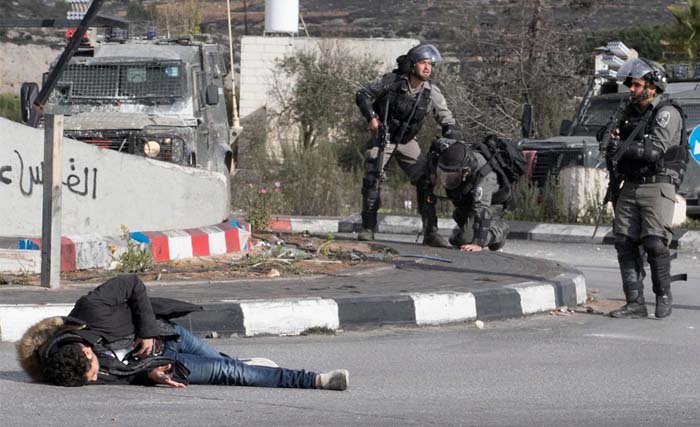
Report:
615,99,688,185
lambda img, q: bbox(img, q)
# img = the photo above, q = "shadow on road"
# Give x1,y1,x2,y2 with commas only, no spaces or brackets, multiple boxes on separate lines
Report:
0,370,31,383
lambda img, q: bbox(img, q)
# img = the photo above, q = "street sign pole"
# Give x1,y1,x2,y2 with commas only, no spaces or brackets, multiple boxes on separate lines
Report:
41,114,63,289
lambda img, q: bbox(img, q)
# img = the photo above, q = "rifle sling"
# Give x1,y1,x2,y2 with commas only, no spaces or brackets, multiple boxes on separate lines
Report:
611,108,654,163
395,87,425,144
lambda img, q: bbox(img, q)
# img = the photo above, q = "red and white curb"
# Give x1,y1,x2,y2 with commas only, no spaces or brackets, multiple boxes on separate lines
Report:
131,221,251,263
5,221,251,274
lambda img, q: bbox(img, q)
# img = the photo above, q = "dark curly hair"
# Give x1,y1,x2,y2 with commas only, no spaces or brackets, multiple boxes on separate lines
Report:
42,342,91,387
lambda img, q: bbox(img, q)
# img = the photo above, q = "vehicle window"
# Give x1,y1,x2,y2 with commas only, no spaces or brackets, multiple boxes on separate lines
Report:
52,61,185,101
682,104,700,129
119,63,185,98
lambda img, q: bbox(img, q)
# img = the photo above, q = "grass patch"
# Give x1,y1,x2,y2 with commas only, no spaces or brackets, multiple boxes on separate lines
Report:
300,326,337,336
681,218,700,230
0,93,21,122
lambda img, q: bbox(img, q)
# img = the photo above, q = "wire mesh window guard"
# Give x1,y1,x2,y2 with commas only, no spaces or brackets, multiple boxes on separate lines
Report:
52,62,185,101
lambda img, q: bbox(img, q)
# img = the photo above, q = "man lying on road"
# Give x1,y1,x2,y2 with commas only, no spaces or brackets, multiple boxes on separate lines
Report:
17,274,348,390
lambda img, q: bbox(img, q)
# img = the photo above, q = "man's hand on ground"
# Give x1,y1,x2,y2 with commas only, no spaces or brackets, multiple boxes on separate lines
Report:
460,244,482,252
133,337,154,359
148,364,186,388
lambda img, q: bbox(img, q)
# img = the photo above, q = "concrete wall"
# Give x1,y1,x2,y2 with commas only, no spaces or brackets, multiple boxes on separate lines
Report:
0,117,229,237
239,36,420,119
560,166,686,227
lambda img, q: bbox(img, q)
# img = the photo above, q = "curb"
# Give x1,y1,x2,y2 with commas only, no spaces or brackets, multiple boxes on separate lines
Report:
0,271,586,342
266,214,700,252
3,221,251,274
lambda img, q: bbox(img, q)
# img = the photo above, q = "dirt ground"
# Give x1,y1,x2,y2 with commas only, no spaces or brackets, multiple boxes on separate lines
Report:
0,233,395,287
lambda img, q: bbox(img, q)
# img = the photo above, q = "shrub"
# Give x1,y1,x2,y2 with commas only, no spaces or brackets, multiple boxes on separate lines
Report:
117,225,152,273
0,93,21,123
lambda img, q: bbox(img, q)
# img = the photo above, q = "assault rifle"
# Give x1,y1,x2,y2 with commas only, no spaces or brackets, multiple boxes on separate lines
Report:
592,95,629,238
374,98,391,190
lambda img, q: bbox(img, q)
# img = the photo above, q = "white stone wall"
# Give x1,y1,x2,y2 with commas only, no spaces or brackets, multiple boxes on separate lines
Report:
558,166,608,218
239,36,420,119
0,118,229,237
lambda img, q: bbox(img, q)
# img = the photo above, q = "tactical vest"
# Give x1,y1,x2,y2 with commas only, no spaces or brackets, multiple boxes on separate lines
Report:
616,98,689,184
374,74,432,145
443,137,525,208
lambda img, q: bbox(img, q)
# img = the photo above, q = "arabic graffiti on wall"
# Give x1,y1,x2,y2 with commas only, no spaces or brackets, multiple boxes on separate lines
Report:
0,150,98,199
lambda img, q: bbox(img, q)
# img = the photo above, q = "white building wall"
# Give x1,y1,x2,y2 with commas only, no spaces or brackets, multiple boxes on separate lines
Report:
239,36,420,120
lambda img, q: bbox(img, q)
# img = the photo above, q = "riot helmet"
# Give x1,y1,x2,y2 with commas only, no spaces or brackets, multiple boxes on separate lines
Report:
617,58,668,93
407,44,443,65
436,141,474,190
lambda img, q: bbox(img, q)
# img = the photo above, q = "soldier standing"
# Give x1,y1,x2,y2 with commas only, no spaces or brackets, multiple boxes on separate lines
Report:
355,44,458,247
431,139,510,252
604,58,688,319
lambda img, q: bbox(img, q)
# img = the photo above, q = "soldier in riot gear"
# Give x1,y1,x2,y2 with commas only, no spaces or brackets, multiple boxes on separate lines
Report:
355,44,458,247
602,58,689,319
431,139,509,252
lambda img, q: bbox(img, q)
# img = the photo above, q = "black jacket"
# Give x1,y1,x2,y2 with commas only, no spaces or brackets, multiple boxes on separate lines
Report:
67,274,202,384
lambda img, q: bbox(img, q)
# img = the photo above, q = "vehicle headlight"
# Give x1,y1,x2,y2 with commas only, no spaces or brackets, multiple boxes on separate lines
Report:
144,140,161,157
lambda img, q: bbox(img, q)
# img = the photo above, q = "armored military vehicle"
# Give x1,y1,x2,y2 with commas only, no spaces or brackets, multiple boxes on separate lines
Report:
519,45,700,217
21,35,235,175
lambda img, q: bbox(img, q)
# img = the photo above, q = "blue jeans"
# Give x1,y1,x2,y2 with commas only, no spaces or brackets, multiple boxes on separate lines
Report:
163,324,317,388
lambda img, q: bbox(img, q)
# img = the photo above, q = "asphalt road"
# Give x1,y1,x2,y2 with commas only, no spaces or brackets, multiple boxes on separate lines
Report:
1,239,699,426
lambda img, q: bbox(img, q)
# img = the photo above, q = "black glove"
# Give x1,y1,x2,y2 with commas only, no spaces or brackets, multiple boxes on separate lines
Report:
442,125,460,140
604,138,619,159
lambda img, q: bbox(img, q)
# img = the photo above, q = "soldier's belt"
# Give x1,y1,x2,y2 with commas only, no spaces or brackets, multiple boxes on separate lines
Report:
626,175,673,184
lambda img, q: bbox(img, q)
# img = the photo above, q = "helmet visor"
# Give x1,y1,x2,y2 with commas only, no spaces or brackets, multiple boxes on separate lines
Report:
617,58,654,82
437,167,465,190
410,44,443,64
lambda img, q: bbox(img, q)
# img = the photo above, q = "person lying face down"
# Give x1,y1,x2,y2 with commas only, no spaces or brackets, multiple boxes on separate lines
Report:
17,274,348,391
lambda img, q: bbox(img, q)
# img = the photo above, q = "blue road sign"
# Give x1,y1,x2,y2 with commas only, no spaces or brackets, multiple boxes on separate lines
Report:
690,125,700,165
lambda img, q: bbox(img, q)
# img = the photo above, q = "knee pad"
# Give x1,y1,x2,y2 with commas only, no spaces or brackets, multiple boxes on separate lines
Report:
614,234,638,258
362,174,378,192
643,235,669,258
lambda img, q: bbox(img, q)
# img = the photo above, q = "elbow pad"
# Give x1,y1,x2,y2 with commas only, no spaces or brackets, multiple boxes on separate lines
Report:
620,141,662,163
356,89,378,122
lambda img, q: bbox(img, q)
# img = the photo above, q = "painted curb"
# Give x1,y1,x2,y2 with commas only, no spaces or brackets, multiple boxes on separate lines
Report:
0,272,585,342
5,221,251,274
265,214,700,252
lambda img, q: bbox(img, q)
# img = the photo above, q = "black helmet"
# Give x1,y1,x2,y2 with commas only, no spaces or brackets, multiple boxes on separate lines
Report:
407,44,443,65
617,57,668,93
436,141,475,190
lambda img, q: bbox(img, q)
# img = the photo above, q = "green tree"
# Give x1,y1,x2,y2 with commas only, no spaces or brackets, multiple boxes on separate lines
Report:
272,43,381,154
126,0,150,20
668,0,700,61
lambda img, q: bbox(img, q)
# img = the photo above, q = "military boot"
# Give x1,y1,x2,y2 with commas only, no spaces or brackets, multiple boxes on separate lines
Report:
358,228,375,241
423,229,450,248
360,180,380,242
417,182,450,248
610,245,648,318
609,291,648,318
648,252,673,319
655,292,673,319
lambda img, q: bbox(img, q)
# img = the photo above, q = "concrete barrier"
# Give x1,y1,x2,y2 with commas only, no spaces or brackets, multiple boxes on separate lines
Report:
0,117,229,236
